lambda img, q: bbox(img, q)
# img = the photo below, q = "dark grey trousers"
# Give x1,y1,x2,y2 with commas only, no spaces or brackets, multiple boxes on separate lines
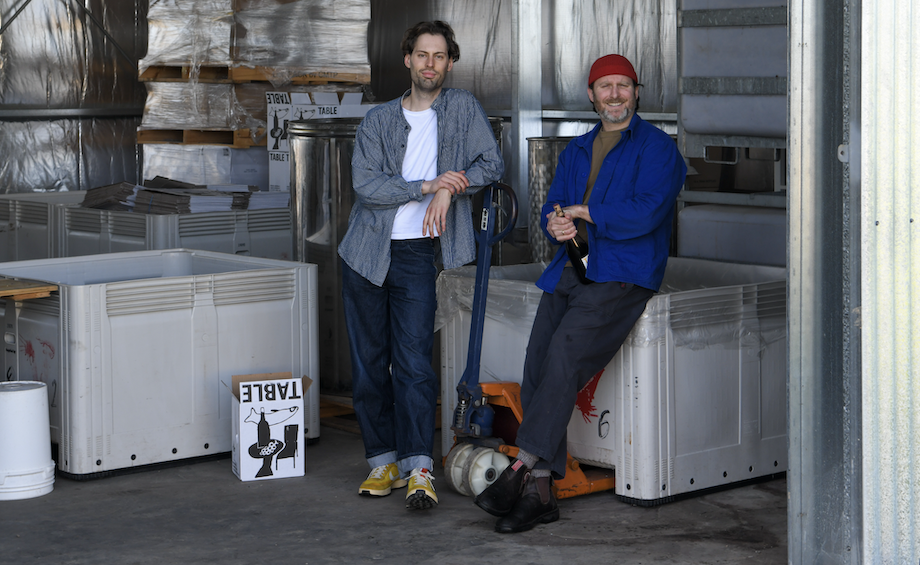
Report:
515,267,654,478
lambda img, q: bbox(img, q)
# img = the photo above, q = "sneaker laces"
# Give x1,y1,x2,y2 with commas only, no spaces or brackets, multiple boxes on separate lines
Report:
368,465,391,479
410,468,434,485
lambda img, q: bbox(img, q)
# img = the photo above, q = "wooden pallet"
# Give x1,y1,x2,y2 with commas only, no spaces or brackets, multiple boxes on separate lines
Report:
0,277,58,301
229,66,370,86
137,127,266,148
140,65,370,86
139,65,233,83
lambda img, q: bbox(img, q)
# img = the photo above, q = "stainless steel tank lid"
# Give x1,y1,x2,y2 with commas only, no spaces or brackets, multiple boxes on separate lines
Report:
288,118,362,137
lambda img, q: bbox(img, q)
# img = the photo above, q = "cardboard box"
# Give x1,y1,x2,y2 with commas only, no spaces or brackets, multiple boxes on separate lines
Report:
231,373,310,481
266,91,374,192
268,149,291,193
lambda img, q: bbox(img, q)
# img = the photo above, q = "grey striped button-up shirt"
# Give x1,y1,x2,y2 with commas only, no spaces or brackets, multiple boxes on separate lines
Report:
338,88,504,286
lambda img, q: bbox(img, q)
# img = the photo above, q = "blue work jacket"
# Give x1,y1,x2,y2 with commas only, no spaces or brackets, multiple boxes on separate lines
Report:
537,114,687,293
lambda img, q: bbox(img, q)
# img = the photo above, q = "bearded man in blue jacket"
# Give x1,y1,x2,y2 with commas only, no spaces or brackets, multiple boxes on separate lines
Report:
475,54,687,533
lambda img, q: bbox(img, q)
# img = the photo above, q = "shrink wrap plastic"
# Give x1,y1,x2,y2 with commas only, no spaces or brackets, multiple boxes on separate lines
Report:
140,82,364,132
233,0,371,84
138,0,370,135
139,0,371,84
140,0,235,71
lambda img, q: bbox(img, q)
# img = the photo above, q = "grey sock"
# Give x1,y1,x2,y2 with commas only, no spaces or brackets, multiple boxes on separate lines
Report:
516,449,538,469
531,469,552,479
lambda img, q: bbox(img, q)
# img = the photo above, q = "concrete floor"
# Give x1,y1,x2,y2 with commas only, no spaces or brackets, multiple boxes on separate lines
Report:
2,425,787,565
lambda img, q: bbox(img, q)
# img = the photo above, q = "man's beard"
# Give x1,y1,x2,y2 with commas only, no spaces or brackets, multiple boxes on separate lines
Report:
597,99,632,124
412,70,445,93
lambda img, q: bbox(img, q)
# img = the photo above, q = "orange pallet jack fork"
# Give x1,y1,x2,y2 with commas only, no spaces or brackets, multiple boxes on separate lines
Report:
480,382,613,499
451,382,614,500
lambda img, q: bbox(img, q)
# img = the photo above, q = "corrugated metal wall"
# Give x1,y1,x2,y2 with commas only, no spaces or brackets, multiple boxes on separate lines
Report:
368,0,677,112
0,0,146,192
791,0,920,561
860,0,920,562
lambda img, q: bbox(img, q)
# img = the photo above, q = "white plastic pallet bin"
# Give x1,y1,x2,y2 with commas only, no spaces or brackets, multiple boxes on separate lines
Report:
0,249,318,478
58,206,293,261
437,257,787,504
437,263,544,457
0,191,86,262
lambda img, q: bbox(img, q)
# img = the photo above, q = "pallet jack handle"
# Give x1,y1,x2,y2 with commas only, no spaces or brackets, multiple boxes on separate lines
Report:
453,182,517,438
444,184,615,500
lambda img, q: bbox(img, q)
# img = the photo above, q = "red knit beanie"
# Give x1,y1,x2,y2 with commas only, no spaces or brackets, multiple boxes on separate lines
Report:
588,54,638,86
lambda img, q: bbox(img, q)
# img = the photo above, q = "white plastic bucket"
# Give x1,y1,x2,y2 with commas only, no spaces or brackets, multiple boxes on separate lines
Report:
0,381,55,500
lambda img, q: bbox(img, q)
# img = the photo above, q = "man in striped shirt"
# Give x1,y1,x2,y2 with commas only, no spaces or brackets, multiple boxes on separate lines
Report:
339,20,503,511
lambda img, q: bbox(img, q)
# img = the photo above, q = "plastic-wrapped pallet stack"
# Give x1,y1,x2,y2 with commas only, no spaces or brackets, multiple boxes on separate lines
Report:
137,0,371,190
232,0,372,84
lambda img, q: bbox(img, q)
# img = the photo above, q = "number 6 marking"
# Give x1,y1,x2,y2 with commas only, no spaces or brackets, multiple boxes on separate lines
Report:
598,409,610,439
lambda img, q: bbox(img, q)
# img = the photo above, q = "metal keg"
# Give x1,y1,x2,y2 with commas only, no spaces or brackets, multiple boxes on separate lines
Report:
289,118,361,392
527,136,574,264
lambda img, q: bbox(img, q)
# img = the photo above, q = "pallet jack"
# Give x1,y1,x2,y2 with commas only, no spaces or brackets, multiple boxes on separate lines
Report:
442,182,614,500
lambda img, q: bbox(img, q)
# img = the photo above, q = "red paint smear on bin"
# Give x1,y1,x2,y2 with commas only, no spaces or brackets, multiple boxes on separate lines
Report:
575,370,604,424
24,340,35,364
38,338,55,358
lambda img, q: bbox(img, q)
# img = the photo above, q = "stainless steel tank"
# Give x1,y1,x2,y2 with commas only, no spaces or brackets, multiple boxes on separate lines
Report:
289,118,361,393
527,136,574,264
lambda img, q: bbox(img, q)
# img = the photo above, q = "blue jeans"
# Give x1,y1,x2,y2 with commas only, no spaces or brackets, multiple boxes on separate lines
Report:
342,239,438,477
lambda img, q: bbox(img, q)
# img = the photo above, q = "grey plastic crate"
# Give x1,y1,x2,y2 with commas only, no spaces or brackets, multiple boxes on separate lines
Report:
0,191,86,262
58,206,293,261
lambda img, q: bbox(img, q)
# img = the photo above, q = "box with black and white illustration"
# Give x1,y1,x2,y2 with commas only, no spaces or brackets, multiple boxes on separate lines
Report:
232,373,309,482
266,90,374,192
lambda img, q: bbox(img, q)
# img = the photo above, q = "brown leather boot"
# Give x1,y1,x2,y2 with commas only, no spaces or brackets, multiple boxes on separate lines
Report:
494,474,559,533
475,459,529,517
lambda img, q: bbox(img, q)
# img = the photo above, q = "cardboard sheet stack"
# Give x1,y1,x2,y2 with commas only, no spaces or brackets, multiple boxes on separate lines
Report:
247,191,291,210
78,182,143,211
134,188,240,214
80,179,287,212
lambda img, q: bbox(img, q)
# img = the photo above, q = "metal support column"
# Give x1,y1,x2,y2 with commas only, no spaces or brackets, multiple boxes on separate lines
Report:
510,0,542,227
788,0,856,562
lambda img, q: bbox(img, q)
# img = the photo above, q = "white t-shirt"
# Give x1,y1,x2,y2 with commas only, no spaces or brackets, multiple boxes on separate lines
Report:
391,107,438,239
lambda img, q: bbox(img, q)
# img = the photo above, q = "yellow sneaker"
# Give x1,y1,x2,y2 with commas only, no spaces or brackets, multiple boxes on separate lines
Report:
359,463,407,497
405,468,438,510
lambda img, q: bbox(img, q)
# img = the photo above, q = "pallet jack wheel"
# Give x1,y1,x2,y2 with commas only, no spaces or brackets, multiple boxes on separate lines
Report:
443,443,476,496
464,446,511,497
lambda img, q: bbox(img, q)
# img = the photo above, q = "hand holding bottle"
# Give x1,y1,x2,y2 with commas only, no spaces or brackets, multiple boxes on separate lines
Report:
547,204,577,241
552,203,592,284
